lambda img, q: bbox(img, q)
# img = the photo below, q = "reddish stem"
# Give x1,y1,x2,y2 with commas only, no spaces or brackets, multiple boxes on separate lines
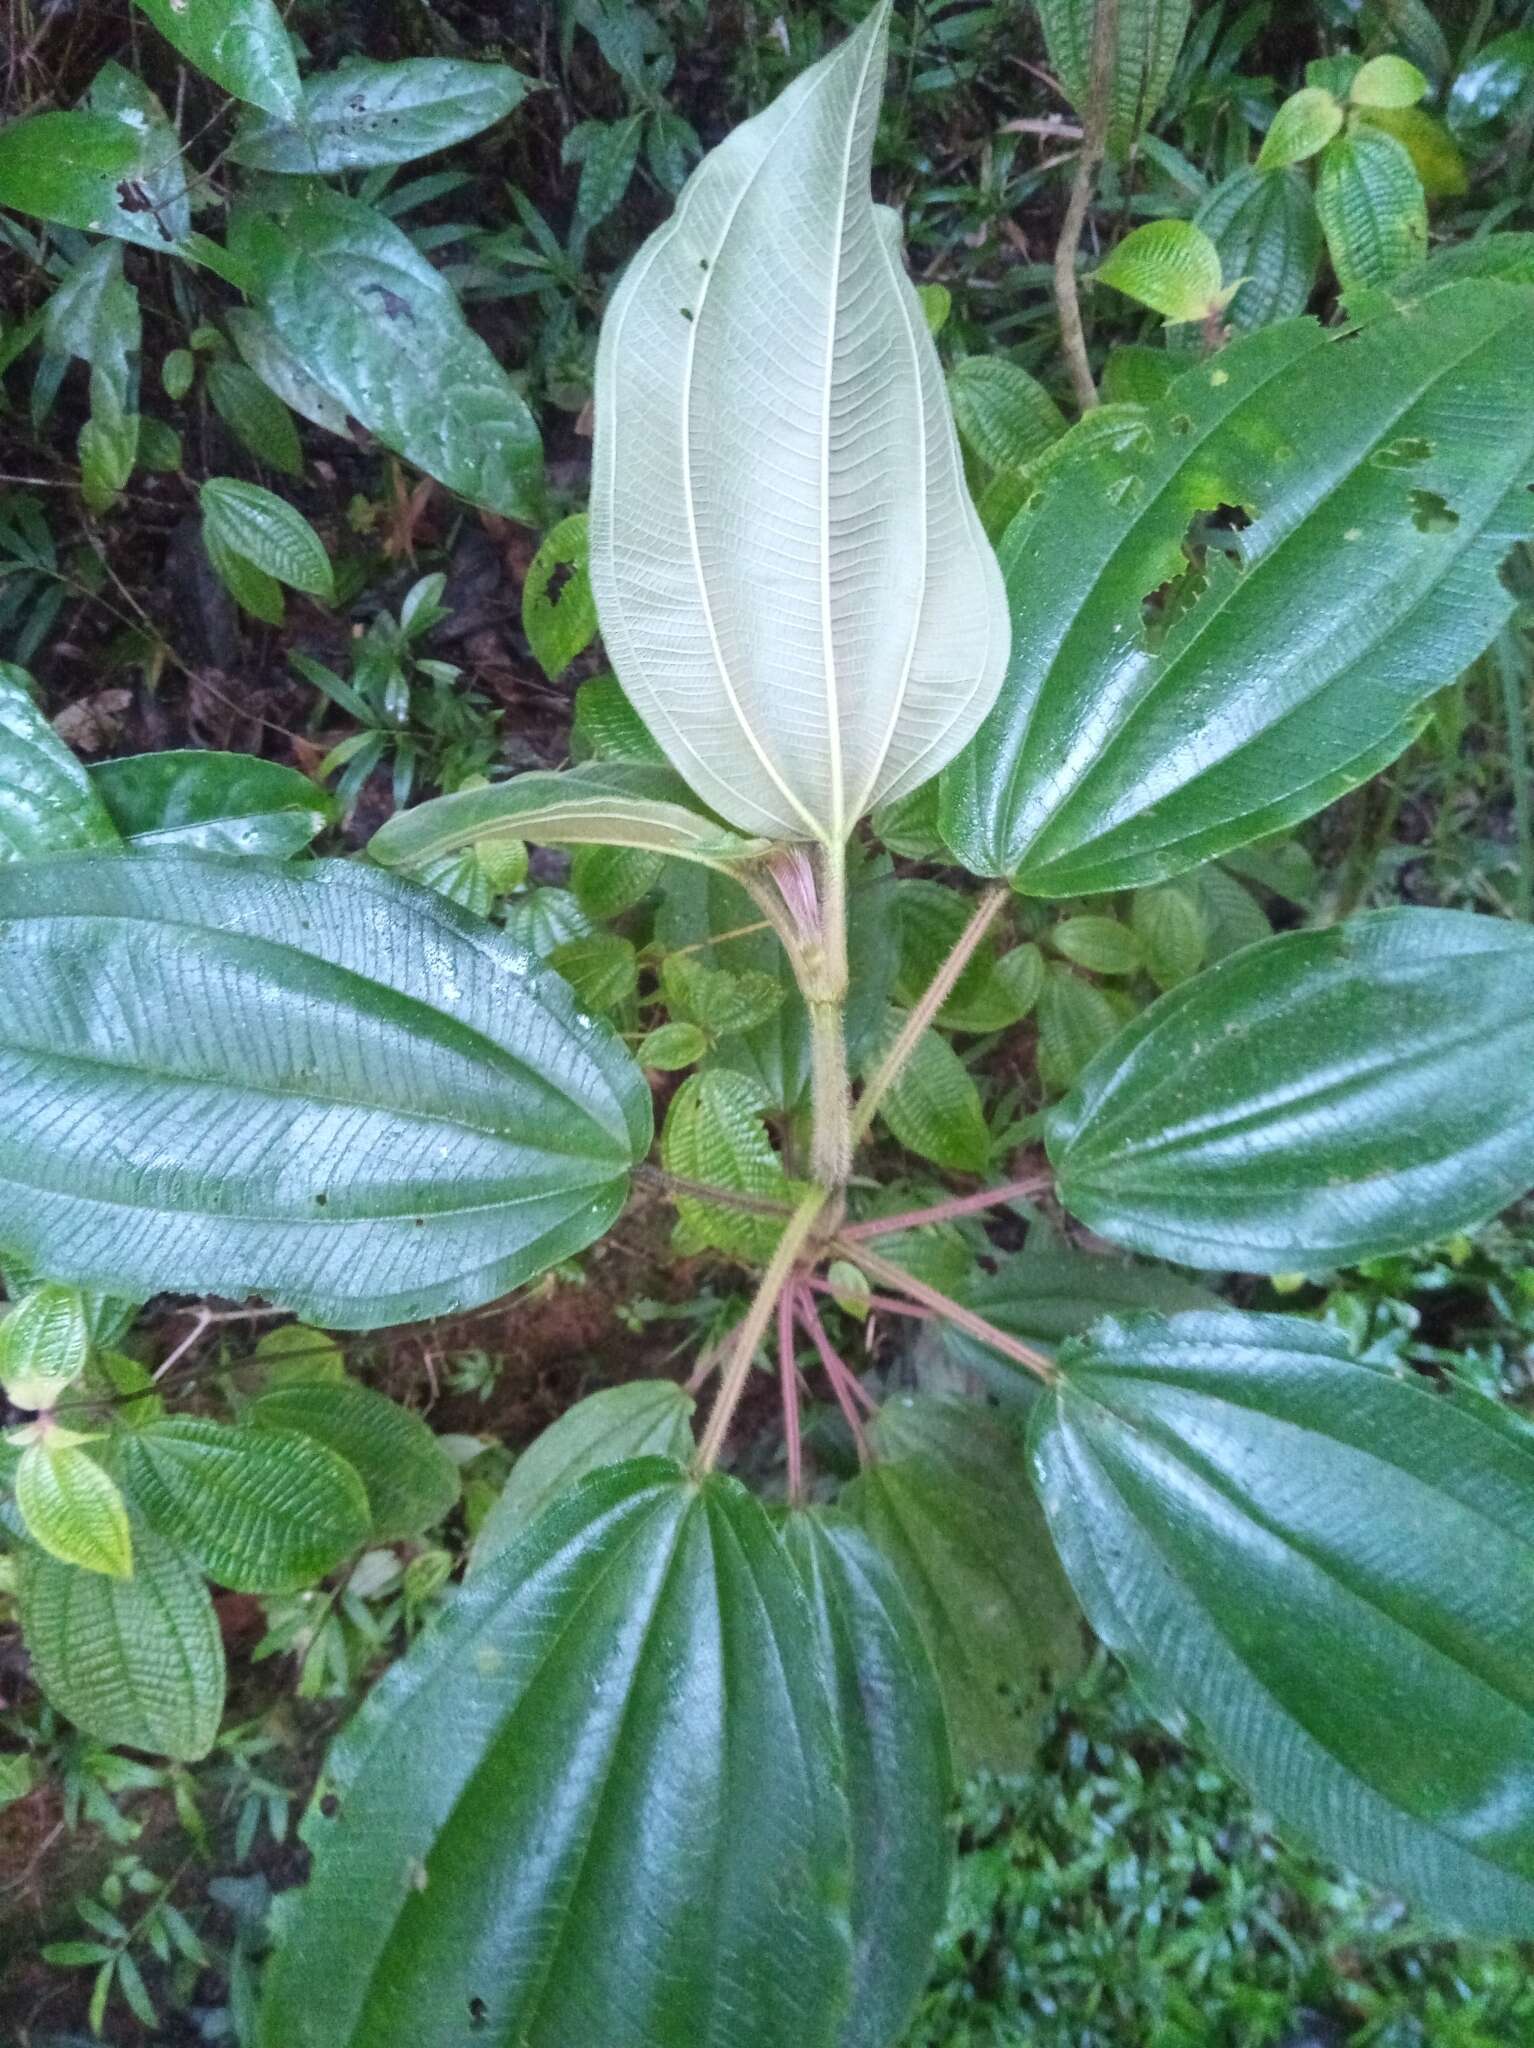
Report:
795,1286,875,1460
778,1289,804,1504
803,1275,935,1321
840,1169,1054,1242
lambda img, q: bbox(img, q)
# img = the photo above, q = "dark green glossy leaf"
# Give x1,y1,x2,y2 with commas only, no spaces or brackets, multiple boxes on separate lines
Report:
470,1380,695,1568
230,58,531,173
0,665,120,860
1034,1311,1534,1933
230,193,542,521
247,1383,460,1542
1194,166,1322,331
0,852,650,1327
941,285,1534,894
259,1462,853,2048
845,1396,1085,1772
90,751,333,856
16,1520,225,1759
116,1418,369,1591
783,1512,951,2048
1047,908,1534,1272
132,0,300,118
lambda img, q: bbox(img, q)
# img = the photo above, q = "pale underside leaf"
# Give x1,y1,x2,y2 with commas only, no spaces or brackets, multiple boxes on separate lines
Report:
590,0,1007,845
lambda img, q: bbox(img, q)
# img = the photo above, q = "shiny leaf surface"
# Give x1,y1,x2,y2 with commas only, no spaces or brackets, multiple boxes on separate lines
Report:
91,750,333,856
0,853,650,1327
941,286,1534,892
0,664,121,861
1034,1311,1534,1933
259,1462,853,2048
132,0,300,118
230,57,530,172
1047,909,1534,1272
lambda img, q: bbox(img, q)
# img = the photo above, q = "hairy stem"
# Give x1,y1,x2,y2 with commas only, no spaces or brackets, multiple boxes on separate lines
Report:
694,1188,828,1472
802,839,853,1192
852,884,1008,1145
778,1290,804,1504
634,1161,794,1221
795,1286,874,1458
832,1238,1057,1385
841,1167,1054,1241
804,1275,935,1321
1054,0,1120,412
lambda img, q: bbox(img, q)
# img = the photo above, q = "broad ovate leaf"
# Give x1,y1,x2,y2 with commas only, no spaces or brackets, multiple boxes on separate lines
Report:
369,762,769,875
941,284,1534,893
16,1442,133,1579
0,110,189,252
0,663,121,862
784,1512,952,2048
116,1417,369,1591
1047,908,1534,1273
590,0,1007,845
1193,166,1322,331
229,57,531,173
259,1462,854,2048
470,1380,695,1567
1096,220,1229,325
1034,1311,1534,1933
0,852,650,1327
230,193,542,522
16,1520,225,1760
247,1383,460,1543
90,749,335,857
0,1282,91,1412
132,0,301,119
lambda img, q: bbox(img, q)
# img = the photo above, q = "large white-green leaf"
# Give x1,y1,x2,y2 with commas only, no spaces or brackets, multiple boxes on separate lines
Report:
0,852,650,1328
259,1462,854,2048
590,1,1007,845
230,57,531,172
369,762,770,875
1034,1311,1534,1934
941,284,1534,892
229,193,542,522
16,1519,226,1759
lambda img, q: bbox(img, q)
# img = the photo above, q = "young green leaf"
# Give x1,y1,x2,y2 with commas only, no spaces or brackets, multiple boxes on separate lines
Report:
246,1384,459,1543
662,1070,797,1259
16,1520,225,1760
17,1442,133,1579
0,854,651,1327
1131,883,1206,988
1047,908,1534,1272
547,931,638,1012
370,762,770,875
1255,86,1344,170
941,284,1534,893
230,58,531,173
1036,0,1192,158
1350,54,1428,109
783,1512,952,2048
199,479,334,601
570,841,661,917
870,1023,989,1175
116,1418,369,1591
0,663,120,862
845,1396,1085,1773
131,0,301,119
90,750,333,857
1359,105,1468,198
230,194,542,523
0,1282,91,1412
470,1381,696,1568
1317,127,1427,292
1096,220,1229,325
1193,167,1322,331
1036,966,1121,1091
947,358,1066,474
637,1021,708,1070
522,513,598,679
206,359,304,477
1034,1311,1534,1934
590,1,1007,844
1051,915,1145,977
258,1463,854,2048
